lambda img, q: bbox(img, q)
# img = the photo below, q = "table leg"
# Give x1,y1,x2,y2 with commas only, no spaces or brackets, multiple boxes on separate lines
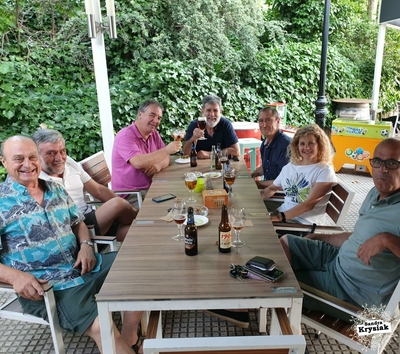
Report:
258,307,268,333
98,302,117,354
288,297,303,335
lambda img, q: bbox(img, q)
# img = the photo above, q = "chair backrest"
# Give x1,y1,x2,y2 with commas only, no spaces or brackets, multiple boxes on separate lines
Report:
325,181,355,226
79,151,111,186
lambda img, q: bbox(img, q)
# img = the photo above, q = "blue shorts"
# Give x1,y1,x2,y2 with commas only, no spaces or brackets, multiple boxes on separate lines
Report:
19,252,117,334
287,235,358,320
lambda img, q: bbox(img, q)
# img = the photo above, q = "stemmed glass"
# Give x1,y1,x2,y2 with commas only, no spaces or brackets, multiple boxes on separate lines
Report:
172,129,186,155
172,199,186,241
219,149,229,182
229,207,246,247
224,169,236,197
197,117,207,140
184,172,197,203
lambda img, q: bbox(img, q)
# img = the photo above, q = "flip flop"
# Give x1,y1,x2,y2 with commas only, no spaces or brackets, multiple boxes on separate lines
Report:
132,336,143,354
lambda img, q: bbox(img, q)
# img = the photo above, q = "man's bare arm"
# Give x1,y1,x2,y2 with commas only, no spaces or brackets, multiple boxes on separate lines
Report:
357,232,400,265
129,141,181,169
305,232,352,248
0,263,47,300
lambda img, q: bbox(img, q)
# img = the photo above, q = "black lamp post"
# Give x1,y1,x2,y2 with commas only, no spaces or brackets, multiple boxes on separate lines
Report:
314,0,331,129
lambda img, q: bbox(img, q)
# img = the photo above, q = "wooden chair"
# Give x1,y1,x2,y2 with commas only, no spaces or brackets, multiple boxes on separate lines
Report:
272,181,355,234
79,151,143,209
0,282,65,354
143,309,306,354
300,280,400,354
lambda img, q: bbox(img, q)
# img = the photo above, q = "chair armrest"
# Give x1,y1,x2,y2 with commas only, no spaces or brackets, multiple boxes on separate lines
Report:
112,190,141,194
273,222,344,234
0,281,53,293
299,281,362,315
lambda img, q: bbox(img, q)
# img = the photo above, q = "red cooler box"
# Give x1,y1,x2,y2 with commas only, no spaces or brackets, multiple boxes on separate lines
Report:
232,122,261,140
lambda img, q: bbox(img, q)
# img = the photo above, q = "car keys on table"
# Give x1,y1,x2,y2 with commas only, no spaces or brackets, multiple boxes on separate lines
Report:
229,264,248,283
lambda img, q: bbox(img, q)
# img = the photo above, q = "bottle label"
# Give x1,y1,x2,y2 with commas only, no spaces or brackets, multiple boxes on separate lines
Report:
219,231,231,248
185,235,196,249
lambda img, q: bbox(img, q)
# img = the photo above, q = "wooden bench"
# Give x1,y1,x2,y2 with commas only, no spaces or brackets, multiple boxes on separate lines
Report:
272,181,355,234
143,309,306,354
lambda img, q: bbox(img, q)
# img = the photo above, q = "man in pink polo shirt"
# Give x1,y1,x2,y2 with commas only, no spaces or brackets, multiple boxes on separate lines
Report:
112,99,182,208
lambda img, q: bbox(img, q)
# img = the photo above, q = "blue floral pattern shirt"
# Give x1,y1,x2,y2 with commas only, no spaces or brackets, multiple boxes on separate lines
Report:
0,176,102,291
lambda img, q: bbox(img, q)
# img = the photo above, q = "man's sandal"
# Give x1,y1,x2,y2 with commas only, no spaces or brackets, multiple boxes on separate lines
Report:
132,336,143,354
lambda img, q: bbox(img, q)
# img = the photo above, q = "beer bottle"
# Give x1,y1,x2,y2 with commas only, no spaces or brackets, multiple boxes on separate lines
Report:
218,204,231,253
215,143,222,170
185,207,198,256
190,142,197,167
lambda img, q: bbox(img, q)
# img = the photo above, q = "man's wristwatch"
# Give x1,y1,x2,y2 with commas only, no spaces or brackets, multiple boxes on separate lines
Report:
80,240,94,248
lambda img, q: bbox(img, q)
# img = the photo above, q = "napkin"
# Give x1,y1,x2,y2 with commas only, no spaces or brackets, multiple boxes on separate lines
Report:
245,220,253,227
160,210,174,222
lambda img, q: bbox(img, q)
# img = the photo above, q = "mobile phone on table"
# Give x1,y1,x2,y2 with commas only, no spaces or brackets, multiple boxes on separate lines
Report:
152,193,176,203
244,265,285,282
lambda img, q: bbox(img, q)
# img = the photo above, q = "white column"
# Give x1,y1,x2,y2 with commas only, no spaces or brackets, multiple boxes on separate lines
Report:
90,0,115,168
371,23,387,111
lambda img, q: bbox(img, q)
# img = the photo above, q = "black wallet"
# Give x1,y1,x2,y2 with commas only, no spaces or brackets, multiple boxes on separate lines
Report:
246,256,275,272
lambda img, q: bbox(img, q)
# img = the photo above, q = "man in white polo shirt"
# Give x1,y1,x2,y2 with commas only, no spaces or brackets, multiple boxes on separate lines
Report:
32,129,136,242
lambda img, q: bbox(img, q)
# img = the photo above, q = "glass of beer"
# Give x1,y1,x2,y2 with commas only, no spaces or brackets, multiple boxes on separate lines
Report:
172,128,185,155
224,169,236,197
184,172,198,202
172,128,185,142
229,207,246,247
197,117,207,140
172,199,186,241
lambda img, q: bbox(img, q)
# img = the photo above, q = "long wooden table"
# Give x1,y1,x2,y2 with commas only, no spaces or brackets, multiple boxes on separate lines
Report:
96,158,303,353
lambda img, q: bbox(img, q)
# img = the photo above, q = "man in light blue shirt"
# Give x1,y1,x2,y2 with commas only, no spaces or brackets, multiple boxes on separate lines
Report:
0,136,142,354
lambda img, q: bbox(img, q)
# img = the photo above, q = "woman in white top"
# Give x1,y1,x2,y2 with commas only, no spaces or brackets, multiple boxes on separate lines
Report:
262,124,337,225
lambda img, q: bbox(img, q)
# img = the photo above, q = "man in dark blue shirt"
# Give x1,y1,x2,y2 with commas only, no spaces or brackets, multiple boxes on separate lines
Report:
183,95,240,159
251,108,291,189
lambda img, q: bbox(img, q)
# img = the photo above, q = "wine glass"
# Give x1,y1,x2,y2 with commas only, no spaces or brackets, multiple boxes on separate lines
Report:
197,117,207,140
229,207,246,247
224,169,236,197
172,199,186,241
172,129,186,155
184,172,197,202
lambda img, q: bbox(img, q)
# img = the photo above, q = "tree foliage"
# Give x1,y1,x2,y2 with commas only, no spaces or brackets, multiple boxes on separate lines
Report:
0,0,399,168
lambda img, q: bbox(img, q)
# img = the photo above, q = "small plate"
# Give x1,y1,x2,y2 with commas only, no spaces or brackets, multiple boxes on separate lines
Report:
176,158,190,164
203,172,222,179
184,171,202,178
184,215,209,227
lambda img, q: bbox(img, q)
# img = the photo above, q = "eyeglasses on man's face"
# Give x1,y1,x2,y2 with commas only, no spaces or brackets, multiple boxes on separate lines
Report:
369,157,400,170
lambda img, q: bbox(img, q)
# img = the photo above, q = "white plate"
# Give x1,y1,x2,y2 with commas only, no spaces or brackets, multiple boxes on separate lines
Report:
203,172,222,179
176,158,190,164
184,171,202,178
184,215,209,227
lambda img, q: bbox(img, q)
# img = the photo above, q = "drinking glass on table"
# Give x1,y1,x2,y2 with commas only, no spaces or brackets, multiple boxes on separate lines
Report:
184,172,198,203
224,169,236,197
172,199,186,241
197,117,207,140
229,207,246,247
172,129,186,155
